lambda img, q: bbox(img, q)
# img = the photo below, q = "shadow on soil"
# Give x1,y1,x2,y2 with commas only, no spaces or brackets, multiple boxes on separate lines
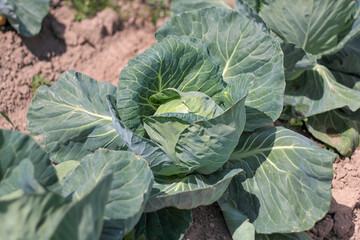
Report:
22,14,67,60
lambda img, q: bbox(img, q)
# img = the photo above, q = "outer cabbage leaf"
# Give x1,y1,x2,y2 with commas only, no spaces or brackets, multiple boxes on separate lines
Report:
321,34,360,91
0,0,50,37
319,0,360,57
306,108,360,157
281,42,316,81
55,160,80,183
0,159,45,199
220,202,311,239
27,70,125,163
321,35,360,76
216,202,255,240
284,64,360,117
132,208,192,240
170,0,231,14
0,129,56,187
220,188,311,240
145,168,243,212
61,149,153,236
233,0,269,34
237,2,316,82
52,174,113,240
0,193,70,240
258,0,357,55
156,7,285,131
331,71,360,92
305,36,360,155
233,221,255,240
0,174,112,240
219,126,335,234
234,0,266,12
117,35,225,136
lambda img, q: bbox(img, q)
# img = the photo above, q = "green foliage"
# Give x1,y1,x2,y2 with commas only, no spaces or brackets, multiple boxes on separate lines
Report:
0,129,154,239
69,0,119,21
233,0,360,156
31,75,51,92
24,4,337,240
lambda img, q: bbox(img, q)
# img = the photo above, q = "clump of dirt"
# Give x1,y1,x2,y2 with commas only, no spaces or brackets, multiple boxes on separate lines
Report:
309,147,360,240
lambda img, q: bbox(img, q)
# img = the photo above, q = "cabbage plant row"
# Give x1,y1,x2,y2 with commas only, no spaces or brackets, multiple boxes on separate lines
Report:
0,3,341,240
243,0,360,157
175,0,360,156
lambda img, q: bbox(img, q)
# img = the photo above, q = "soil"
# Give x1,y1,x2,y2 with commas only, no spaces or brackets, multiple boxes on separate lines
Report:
0,0,160,132
309,148,360,240
0,1,359,240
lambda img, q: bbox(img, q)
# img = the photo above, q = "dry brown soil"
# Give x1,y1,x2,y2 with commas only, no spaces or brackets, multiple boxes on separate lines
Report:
0,1,359,239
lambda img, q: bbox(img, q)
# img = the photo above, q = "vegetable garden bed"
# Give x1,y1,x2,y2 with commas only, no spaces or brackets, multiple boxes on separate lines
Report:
0,0,359,239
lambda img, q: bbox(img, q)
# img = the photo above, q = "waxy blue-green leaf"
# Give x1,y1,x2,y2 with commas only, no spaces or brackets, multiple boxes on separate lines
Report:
220,126,335,234
318,0,360,57
156,7,285,131
170,0,231,14
281,43,317,81
61,149,153,236
285,64,360,117
52,174,113,240
0,129,56,187
331,71,360,92
240,2,316,82
0,193,70,240
321,35,360,76
321,34,360,92
133,208,192,240
55,160,80,183
306,36,360,156
117,35,225,136
0,173,112,240
233,0,268,33
234,0,265,12
0,0,50,36
258,0,357,55
145,168,243,212
233,221,255,240
219,201,253,237
306,109,360,156
0,159,45,199
220,201,312,239
27,70,125,163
